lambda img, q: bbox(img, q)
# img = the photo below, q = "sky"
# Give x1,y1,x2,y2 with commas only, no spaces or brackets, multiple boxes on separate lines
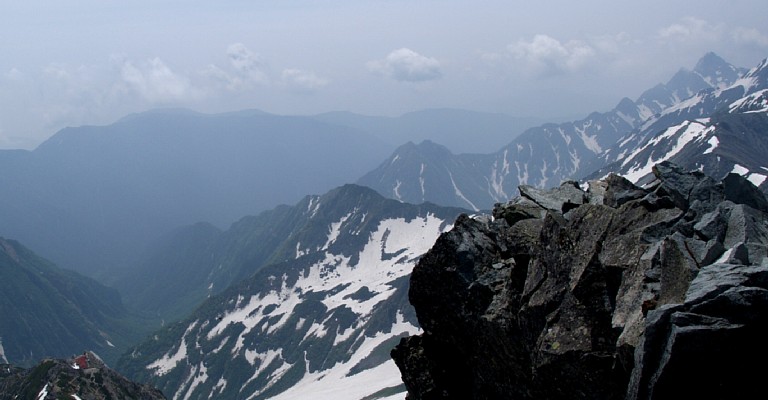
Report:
1,0,767,149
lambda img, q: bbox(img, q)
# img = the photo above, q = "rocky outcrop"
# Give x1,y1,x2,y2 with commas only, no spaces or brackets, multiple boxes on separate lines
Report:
392,161,768,399
0,351,166,399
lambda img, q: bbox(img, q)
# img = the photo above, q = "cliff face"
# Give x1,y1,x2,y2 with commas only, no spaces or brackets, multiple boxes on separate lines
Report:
392,161,768,399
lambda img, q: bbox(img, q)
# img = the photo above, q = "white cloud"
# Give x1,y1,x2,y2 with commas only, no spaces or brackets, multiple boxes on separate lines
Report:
281,69,328,92
657,17,724,44
4,67,24,81
227,43,269,84
506,34,596,76
731,27,768,47
119,58,196,102
203,43,270,90
658,17,706,40
367,48,442,82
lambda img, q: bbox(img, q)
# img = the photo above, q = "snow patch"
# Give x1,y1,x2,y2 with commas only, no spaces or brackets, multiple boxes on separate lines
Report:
301,214,448,316
715,248,733,264
702,136,719,154
304,321,329,340
392,180,403,202
615,110,636,125
747,173,767,187
729,89,768,113
211,337,229,354
621,121,712,183
147,321,198,377
211,378,227,398
178,363,208,400
732,164,749,175
324,212,354,249
37,384,49,400
269,312,418,400
514,161,529,186
241,349,289,394
0,337,7,364
419,163,426,199
489,150,510,200
575,123,602,153
295,242,309,259
307,196,321,218
448,172,478,211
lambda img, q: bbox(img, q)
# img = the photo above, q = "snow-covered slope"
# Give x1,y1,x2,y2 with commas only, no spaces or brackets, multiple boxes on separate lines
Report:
117,184,467,400
588,56,768,192
359,53,744,210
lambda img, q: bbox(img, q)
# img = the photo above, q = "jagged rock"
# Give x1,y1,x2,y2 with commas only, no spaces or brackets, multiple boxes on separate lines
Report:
627,263,768,399
602,174,646,208
722,173,768,213
492,197,546,226
0,351,166,399
393,163,768,399
519,181,587,213
651,161,723,212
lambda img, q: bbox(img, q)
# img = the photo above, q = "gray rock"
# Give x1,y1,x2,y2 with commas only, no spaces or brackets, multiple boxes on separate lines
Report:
519,181,587,213
393,163,768,399
493,197,546,226
723,172,768,213
602,174,646,208
627,262,768,400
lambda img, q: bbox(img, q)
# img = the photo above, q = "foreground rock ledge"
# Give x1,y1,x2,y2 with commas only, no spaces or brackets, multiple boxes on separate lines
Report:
392,161,768,400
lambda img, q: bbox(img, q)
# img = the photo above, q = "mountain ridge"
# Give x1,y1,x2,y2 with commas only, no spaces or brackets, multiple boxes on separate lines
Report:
358,52,746,211
587,55,768,190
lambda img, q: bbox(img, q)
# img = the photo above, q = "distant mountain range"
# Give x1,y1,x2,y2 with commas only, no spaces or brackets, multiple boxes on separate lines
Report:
116,184,467,400
358,53,752,210
312,108,541,154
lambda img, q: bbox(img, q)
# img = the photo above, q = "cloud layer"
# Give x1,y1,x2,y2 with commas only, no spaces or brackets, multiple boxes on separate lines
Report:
368,48,443,82
1,4,767,150
507,34,596,76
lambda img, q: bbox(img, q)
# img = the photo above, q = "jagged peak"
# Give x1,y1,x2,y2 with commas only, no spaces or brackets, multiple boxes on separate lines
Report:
614,97,638,116
694,52,730,74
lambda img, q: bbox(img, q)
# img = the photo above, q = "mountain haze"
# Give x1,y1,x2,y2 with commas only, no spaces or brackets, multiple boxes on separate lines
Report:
312,108,542,154
0,237,147,366
0,109,391,279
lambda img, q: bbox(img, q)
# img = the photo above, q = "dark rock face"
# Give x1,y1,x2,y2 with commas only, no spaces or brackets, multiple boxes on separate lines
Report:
0,351,166,399
392,161,768,399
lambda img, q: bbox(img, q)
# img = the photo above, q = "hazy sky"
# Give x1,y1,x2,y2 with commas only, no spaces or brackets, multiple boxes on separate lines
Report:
1,0,767,149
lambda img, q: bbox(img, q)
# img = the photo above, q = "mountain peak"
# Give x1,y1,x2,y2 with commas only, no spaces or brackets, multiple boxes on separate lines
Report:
692,52,744,89
694,52,729,74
